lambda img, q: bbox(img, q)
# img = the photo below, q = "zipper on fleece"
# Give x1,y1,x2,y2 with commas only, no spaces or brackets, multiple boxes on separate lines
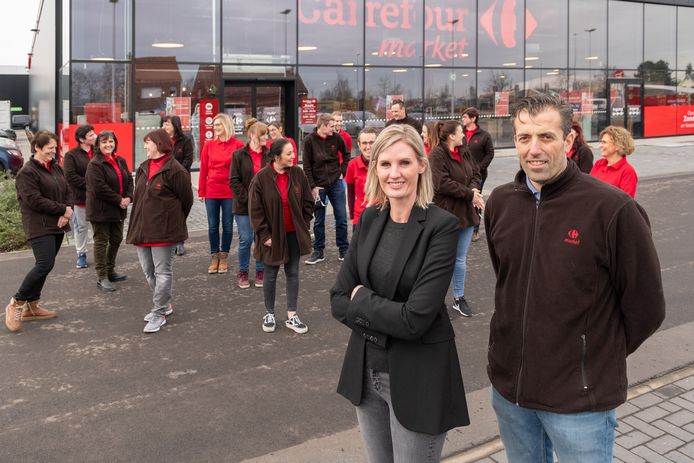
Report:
580,334,589,390
515,196,540,405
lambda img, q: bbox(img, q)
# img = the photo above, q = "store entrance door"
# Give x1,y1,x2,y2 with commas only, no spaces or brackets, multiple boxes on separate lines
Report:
608,79,644,137
224,81,295,144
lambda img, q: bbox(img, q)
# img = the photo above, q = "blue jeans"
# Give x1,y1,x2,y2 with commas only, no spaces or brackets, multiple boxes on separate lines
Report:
356,370,446,463
313,180,349,253
235,214,263,273
491,387,617,463
205,198,234,254
452,227,474,298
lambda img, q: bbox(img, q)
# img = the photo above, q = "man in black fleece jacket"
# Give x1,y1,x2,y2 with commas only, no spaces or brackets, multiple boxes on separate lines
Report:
302,113,350,264
484,95,665,462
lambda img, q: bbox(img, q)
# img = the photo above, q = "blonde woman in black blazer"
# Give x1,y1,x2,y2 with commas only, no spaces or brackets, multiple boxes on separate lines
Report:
330,124,470,463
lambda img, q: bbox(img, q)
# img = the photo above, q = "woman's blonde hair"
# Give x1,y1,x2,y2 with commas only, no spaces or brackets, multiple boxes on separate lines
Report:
213,113,234,141
364,124,433,210
600,125,635,156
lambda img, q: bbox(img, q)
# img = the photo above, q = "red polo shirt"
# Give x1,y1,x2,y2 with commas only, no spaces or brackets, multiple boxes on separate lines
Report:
275,170,295,232
345,154,369,224
590,156,638,198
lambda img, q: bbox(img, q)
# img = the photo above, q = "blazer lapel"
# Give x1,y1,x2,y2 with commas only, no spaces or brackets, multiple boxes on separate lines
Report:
383,206,426,300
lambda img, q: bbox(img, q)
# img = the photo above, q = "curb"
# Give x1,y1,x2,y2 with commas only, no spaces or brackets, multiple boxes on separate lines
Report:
442,362,694,463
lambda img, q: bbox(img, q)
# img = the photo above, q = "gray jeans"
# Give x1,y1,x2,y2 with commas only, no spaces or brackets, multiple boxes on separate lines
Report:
356,370,447,463
72,205,91,255
136,245,174,315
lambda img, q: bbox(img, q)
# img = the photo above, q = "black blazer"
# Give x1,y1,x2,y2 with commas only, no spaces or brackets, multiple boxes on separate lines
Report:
330,204,470,435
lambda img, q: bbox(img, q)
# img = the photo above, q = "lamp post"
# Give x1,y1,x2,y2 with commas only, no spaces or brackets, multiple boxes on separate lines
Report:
450,19,459,118
585,28,596,94
280,9,291,64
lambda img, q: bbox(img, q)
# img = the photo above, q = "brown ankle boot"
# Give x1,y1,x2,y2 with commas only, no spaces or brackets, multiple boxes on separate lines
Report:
5,297,26,332
207,253,220,274
22,300,58,321
217,252,229,274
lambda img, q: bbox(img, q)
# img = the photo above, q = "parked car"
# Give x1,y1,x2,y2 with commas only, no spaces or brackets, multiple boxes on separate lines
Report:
0,128,17,141
11,114,31,129
0,137,24,176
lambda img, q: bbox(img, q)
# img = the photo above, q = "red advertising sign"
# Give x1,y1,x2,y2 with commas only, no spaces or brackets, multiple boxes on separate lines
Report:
199,99,219,153
300,98,318,125
166,97,192,130
495,91,510,116
644,105,694,137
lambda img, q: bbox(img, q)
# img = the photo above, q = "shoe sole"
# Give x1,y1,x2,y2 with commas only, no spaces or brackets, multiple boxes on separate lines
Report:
285,324,308,334
262,325,276,333
97,284,116,292
218,270,228,274
143,310,174,322
76,265,88,269
109,276,127,282
208,270,218,274
255,282,263,288
238,283,250,289
144,318,167,333
305,257,325,265
22,314,58,321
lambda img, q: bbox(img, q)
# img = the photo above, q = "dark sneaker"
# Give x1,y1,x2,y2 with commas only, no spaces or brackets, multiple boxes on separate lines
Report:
238,271,250,289
143,313,166,333
262,312,276,333
452,297,473,317
305,251,325,265
175,243,186,256
285,315,308,334
97,279,116,292
108,272,128,282
338,249,347,261
144,304,173,322
76,253,88,269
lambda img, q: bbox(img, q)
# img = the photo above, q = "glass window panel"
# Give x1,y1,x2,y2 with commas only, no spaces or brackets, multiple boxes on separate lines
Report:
71,62,131,124
72,0,131,60
569,69,607,140
676,70,694,135
364,0,423,67
135,0,219,62
477,0,524,68
477,68,524,146
525,0,567,69
298,0,363,65
363,67,423,126
134,64,220,168
644,4,675,67
608,1,643,70
568,0,606,71
423,68,475,121
423,0,475,67
223,1,296,65
525,69,568,99
677,7,694,71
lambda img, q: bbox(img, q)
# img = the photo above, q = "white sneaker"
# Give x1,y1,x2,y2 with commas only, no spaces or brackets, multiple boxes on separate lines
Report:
285,315,308,334
144,304,173,322
143,314,166,333
262,313,276,333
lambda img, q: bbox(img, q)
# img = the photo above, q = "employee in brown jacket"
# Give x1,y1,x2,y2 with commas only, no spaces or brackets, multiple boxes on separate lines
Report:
249,138,314,335
5,131,71,332
86,130,133,292
63,124,96,269
126,129,193,333
229,119,269,289
429,120,484,318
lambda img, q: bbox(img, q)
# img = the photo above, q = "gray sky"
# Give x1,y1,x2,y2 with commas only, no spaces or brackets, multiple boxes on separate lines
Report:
1,0,41,67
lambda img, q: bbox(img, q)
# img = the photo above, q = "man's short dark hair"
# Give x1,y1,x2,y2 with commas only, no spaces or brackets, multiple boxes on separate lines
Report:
358,126,378,142
462,107,479,123
511,94,573,137
75,125,95,144
317,113,334,128
390,99,405,109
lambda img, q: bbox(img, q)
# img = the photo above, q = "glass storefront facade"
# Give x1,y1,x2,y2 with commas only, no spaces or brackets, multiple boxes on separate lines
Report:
30,0,694,169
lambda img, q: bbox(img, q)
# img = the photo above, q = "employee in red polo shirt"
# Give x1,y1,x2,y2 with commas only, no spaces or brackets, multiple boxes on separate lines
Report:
332,111,353,163
591,125,638,198
345,127,377,232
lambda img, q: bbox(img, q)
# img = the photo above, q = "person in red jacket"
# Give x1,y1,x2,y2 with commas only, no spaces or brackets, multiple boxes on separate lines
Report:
198,113,243,274
345,127,377,232
266,122,298,165
591,125,638,198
